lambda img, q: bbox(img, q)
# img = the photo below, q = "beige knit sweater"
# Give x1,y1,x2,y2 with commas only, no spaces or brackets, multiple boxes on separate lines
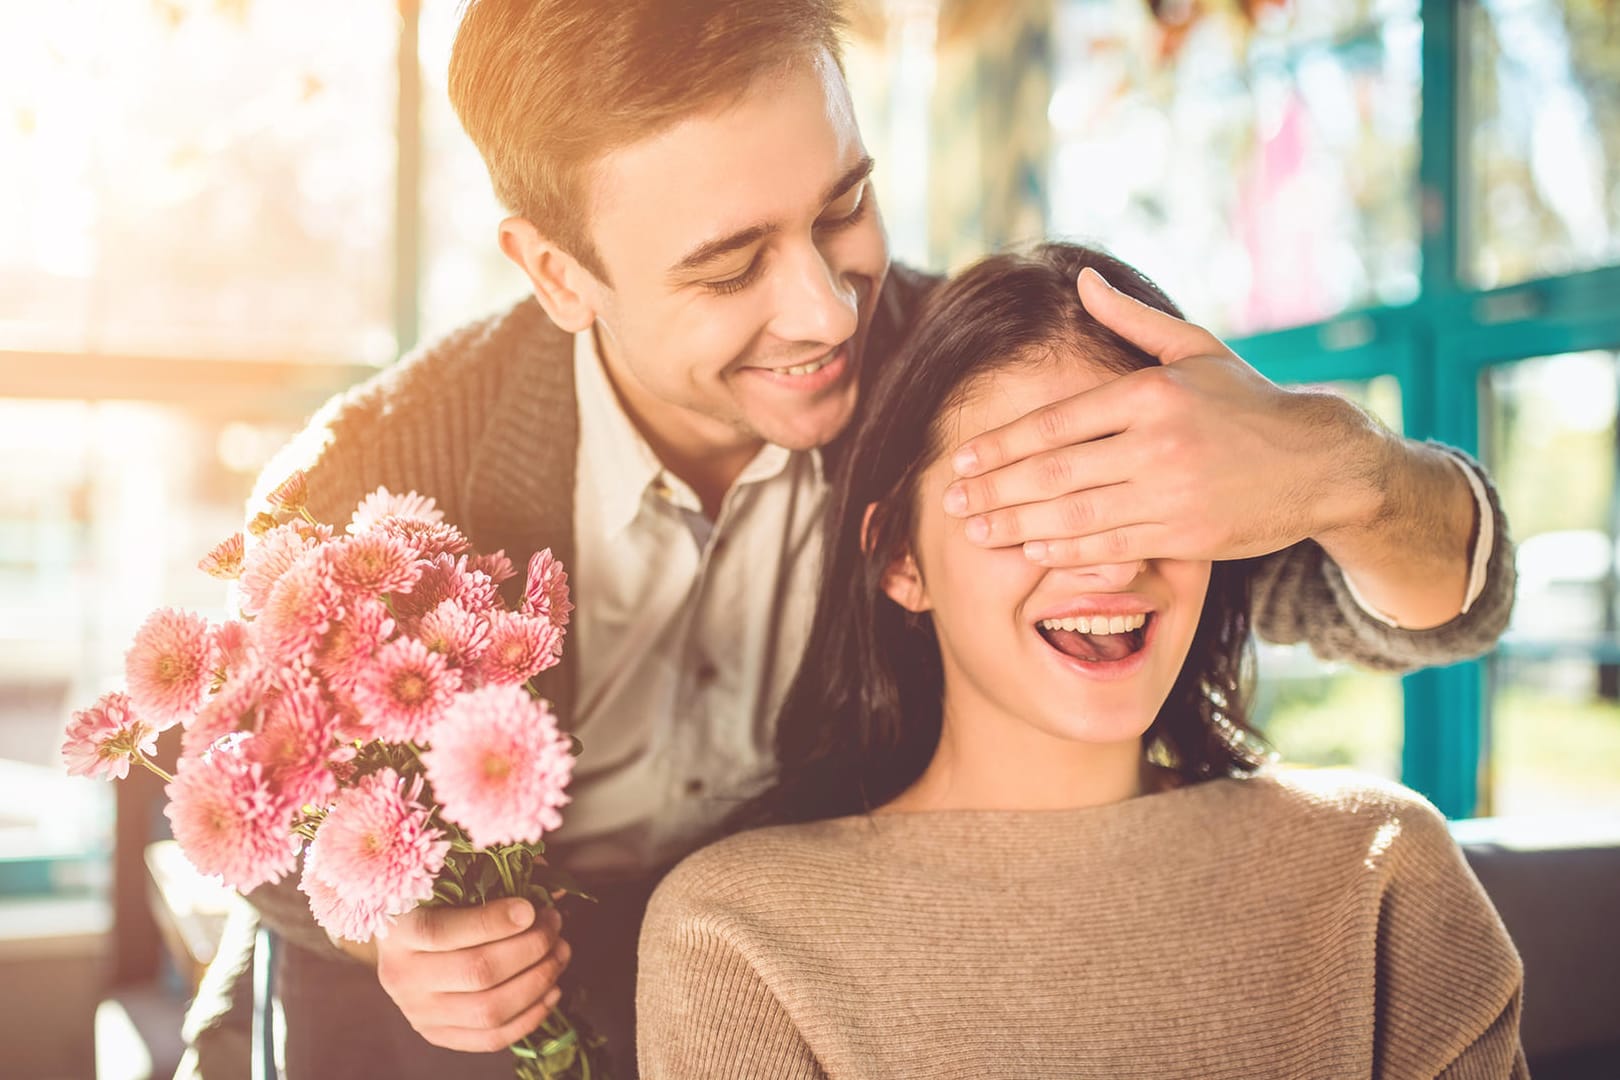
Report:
636,769,1527,1079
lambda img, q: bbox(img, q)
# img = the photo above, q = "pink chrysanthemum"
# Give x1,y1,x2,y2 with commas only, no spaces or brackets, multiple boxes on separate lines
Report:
62,692,159,781
467,550,516,587
265,470,308,513
301,768,446,941
349,637,461,743
391,554,497,627
239,521,332,616
125,608,215,729
348,487,444,534
521,548,573,628
211,619,254,681
299,861,392,943
245,680,338,810
184,661,269,759
378,518,471,561
256,553,346,662
325,532,423,597
422,685,574,848
479,611,563,686
163,751,299,892
415,600,491,672
198,533,245,580
313,597,396,690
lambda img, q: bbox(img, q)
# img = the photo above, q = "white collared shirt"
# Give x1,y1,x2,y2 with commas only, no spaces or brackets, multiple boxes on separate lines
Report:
551,329,826,875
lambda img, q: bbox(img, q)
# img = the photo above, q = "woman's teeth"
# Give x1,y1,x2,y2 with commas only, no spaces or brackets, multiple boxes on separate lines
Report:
778,352,834,377
1038,613,1148,635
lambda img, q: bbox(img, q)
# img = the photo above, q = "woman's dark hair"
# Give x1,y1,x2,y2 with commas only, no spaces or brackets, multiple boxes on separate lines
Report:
742,242,1268,827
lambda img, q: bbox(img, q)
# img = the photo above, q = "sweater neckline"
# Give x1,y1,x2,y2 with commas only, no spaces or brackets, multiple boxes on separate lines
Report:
817,772,1260,878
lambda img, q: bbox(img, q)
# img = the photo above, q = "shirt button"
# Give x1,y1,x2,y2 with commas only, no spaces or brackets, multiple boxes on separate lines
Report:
684,778,706,796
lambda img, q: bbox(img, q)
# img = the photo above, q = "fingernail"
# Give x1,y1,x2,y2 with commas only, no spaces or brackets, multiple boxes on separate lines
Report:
1082,266,1114,291
1024,541,1048,561
509,901,534,929
943,486,968,515
966,518,989,543
952,447,978,475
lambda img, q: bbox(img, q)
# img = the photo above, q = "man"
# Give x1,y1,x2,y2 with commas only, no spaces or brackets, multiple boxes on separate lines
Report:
181,1,1512,1077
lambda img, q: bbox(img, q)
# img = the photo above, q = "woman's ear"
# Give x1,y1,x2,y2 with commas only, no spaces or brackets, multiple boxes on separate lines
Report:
880,551,930,614
499,216,600,333
865,502,931,612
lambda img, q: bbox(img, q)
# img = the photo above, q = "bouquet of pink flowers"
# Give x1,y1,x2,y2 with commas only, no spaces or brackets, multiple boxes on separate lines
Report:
62,470,607,1079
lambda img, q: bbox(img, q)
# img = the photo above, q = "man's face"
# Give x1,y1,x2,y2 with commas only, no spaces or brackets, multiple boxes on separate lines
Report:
581,48,889,453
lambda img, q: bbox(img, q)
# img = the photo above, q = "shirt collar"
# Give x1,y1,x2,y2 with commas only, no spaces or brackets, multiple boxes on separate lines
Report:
575,326,667,536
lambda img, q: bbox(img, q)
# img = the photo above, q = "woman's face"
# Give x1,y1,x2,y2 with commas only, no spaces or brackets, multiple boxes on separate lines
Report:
883,357,1211,748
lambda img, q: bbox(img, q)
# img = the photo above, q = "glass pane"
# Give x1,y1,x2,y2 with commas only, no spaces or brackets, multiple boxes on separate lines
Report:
1465,0,1620,289
1490,658,1620,816
0,2,397,361
1250,374,1406,778
417,0,533,345
1251,653,1404,777
0,400,295,894
1482,351,1620,816
1049,0,1422,336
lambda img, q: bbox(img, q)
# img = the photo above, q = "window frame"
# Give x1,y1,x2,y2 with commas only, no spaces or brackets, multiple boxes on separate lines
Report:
1231,0,1620,818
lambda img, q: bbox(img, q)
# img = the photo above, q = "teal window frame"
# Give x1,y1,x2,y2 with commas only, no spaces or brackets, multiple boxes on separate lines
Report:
1230,0,1620,818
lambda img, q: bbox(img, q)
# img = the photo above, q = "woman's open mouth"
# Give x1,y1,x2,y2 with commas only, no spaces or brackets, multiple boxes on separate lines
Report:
1035,613,1152,665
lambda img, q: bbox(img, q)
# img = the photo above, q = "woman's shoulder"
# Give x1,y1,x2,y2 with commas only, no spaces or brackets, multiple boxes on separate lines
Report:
645,818,870,928
1224,766,1459,861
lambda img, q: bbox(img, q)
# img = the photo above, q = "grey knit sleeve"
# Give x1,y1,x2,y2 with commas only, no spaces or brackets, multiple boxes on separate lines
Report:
1250,449,1515,673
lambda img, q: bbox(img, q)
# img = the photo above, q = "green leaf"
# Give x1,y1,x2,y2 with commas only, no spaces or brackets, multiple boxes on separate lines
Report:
528,864,597,902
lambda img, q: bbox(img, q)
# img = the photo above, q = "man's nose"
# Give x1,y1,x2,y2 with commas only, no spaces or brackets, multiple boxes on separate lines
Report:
771,244,858,346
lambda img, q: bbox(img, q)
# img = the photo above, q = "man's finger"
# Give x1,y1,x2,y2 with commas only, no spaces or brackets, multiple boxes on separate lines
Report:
433,938,573,1032
1023,524,1168,568
951,373,1143,478
399,897,535,953
1076,266,1225,364
418,985,564,1054
962,484,1140,549
405,907,563,994
944,437,1136,519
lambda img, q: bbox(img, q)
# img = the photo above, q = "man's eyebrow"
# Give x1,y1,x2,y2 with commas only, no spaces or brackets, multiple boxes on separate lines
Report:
666,155,877,282
820,154,875,213
668,223,780,280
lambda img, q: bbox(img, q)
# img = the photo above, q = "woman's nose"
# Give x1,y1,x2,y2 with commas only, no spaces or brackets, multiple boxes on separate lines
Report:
1061,561,1146,591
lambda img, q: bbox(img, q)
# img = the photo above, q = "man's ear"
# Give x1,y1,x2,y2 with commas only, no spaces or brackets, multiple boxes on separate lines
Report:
499,216,600,333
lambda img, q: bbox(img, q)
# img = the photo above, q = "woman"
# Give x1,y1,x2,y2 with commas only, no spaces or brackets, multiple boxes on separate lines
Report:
635,244,1525,1079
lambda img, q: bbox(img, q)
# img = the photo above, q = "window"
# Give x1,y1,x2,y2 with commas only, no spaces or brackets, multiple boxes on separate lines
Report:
1482,352,1620,815
0,1,399,362
1049,0,1422,335
1251,376,1406,777
1465,0,1620,289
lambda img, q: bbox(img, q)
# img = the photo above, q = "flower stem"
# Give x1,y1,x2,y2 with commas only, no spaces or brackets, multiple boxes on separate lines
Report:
490,847,518,897
133,752,175,785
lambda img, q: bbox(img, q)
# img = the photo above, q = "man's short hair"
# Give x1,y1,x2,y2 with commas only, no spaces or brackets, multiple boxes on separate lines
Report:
449,0,848,281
